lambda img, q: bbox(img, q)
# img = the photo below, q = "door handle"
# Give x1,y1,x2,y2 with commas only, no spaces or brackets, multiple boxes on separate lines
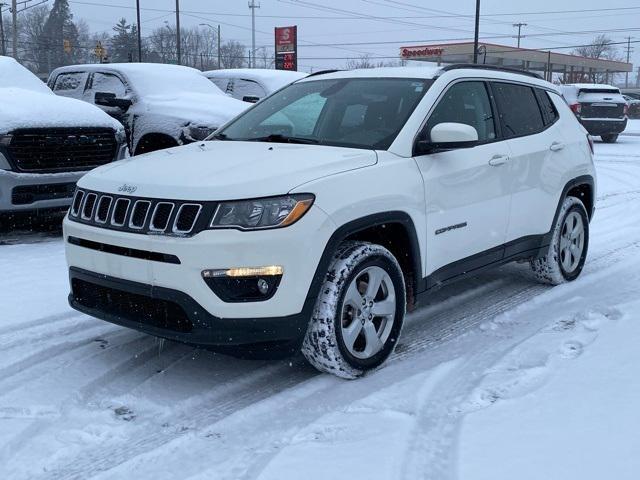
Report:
488,155,509,166
550,141,565,152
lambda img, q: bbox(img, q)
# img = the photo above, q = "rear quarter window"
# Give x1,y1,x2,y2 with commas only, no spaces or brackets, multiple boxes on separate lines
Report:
535,89,559,126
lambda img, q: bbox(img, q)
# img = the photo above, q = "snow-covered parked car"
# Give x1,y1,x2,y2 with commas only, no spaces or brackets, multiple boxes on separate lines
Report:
560,83,628,143
0,56,126,216
64,65,596,378
203,68,307,103
48,63,249,155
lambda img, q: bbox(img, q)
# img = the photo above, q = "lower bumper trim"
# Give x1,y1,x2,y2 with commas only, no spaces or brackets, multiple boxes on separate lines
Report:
68,267,311,349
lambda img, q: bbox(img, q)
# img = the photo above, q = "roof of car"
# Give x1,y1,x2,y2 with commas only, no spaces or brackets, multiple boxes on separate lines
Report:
300,65,559,92
561,83,619,90
52,62,202,76
202,68,307,92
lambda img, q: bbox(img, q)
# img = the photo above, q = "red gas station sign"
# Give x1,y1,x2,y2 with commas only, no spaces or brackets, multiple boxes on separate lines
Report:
275,26,298,71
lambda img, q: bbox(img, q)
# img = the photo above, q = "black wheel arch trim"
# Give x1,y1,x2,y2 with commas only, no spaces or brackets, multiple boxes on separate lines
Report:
303,211,425,306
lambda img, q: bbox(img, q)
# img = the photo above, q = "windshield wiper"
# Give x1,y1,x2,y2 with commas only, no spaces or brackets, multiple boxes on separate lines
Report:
246,134,319,145
211,132,230,140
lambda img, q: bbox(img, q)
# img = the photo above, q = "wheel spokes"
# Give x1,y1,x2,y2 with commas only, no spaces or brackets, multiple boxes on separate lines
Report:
342,319,363,351
365,268,385,299
371,297,395,317
361,322,383,357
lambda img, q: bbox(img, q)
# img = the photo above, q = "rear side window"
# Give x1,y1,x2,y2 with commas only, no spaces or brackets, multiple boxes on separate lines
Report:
535,89,559,126
492,82,544,138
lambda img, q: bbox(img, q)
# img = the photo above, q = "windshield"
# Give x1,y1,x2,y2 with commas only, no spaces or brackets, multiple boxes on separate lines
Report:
215,77,432,150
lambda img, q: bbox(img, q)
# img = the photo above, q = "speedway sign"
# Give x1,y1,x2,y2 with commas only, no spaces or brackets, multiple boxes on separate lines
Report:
275,26,298,71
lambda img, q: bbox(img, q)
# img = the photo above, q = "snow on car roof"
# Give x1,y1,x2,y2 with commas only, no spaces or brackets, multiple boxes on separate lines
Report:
0,56,52,94
562,83,619,91
203,68,307,92
52,63,226,97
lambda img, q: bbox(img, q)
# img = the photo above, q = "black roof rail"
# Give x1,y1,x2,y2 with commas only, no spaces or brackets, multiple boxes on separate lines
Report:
304,69,342,78
439,64,543,80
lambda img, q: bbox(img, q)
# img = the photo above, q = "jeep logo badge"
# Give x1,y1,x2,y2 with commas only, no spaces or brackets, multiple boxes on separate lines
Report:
118,184,138,194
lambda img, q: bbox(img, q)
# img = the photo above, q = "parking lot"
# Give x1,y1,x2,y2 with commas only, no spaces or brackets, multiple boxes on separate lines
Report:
1,128,639,479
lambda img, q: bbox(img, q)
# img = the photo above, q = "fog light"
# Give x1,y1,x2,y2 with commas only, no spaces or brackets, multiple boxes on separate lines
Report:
202,265,284,278
257,278,270,295
201,266,283,303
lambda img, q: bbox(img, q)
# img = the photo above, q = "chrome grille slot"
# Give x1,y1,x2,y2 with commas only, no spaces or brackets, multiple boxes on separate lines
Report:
111,198,130,226
81,193,97,220
173,204,202,234
129,200,151,229
68,189,207,237
71,190,85,217
95,196,112,224
150,202,174,232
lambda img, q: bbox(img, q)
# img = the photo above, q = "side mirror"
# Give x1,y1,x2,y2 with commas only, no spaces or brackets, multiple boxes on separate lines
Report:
95,92,132,110
242,95,261,103
416,122,479,154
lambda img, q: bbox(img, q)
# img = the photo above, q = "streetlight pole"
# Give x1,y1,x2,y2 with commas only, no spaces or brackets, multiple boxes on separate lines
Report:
472,0,480,64
135,0,142,61
175,0,181,65
0,3,6,57
11,0,17,59
199,23,221,70
248,0,260,68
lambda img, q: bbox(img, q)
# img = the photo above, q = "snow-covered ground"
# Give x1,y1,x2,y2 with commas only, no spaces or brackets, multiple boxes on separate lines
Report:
1,136,640,480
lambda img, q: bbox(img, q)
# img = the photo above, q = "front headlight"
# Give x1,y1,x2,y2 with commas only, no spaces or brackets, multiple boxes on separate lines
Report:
0,151,11,170
188,125,216,141
210,194,314,230
115,127,127,145
0,134,12,147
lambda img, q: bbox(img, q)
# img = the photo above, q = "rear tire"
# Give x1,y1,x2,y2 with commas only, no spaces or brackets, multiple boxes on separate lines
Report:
302,241,406,379
530,196,589,285
600,134,618,143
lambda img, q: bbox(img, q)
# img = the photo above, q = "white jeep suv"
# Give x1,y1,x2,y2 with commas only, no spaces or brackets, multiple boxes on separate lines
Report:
64,65,596,379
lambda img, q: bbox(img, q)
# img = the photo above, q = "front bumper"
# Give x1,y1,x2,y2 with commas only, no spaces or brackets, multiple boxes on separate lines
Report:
64,206,336,345
0,144,128,213
0,169,84,213
69,267,313,350
579,118,627,136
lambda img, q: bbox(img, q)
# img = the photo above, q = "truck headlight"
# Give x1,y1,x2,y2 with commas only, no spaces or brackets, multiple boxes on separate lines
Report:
0,151,11,170
188,125,216,141
115,127,127,145
210,194,314,230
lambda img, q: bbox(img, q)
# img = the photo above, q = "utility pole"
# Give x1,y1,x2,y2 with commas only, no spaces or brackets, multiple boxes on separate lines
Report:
136,0,142,61
0,3,6,57
217,24,221,69
624,36,633,88
248,0,260,68
472,0,480,64
175,0,181,65
11,0,16,59
513,22,527,48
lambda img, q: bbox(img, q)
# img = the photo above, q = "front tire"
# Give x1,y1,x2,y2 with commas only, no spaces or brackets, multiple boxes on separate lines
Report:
302,242,406,379
601,134,618,143
530,196,589,285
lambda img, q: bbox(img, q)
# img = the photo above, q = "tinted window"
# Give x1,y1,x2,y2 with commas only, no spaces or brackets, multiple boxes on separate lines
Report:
492,82,544,138
217,78,432,150
425,81,496,142
535,89,559,126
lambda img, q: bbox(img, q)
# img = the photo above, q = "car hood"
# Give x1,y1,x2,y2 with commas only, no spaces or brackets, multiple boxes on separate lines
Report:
142,93,249,128
0,87,122,134
78,140,378,200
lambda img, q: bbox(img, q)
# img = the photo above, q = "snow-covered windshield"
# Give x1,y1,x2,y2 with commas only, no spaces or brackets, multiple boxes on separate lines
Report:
0,56,52,95
215,77,432,150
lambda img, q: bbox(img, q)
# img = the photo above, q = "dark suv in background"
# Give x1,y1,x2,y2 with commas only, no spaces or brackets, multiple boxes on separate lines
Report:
561,83,628,143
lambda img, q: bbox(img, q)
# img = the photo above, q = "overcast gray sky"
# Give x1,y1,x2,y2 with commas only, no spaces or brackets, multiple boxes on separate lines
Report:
67,0,640,75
